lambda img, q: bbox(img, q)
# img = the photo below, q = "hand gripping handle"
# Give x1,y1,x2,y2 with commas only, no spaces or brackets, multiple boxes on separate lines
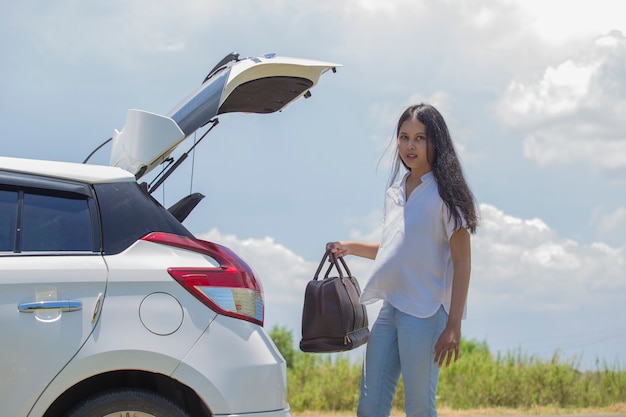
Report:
313,249,352,281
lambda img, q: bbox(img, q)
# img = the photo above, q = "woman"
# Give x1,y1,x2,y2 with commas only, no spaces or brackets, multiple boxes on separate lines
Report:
327,103,478,417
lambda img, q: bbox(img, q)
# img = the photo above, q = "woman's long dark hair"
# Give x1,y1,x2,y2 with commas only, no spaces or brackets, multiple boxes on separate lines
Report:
389,103,478,233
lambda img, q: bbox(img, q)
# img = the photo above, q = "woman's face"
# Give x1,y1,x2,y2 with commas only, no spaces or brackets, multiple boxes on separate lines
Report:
397,117,432,175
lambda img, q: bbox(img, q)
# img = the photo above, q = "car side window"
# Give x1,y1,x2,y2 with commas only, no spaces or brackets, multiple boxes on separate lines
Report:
0,189,17,252
21,192,92,252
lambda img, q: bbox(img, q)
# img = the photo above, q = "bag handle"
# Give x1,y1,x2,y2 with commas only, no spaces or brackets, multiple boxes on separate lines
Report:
314,249,352,281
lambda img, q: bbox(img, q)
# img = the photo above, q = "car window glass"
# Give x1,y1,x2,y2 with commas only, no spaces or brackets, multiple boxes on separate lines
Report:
21,192,92,252
0,189,17,252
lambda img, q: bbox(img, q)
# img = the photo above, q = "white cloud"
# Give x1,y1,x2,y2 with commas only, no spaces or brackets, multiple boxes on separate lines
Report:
498,31,626,171
590,206,626,247
469,204,626,365
503,60,598,119
349,0,401,14
595,206,626,235
508,0,626,44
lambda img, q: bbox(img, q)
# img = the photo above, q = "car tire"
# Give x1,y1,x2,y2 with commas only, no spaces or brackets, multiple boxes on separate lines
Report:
65,388,191,417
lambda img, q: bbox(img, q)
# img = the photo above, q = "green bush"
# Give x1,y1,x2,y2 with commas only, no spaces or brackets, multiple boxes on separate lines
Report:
268,325,626,413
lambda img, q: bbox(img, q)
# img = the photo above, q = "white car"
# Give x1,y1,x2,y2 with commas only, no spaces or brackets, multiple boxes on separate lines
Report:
0,53,338,417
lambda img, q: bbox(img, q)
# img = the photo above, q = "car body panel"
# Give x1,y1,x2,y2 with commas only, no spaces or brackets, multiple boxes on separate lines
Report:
26,240,216,416
28,240,286,416
172,315,289,415
0,255,107,417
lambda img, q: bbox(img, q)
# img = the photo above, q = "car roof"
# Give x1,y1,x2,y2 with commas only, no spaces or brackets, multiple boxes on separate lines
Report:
0,156,136,184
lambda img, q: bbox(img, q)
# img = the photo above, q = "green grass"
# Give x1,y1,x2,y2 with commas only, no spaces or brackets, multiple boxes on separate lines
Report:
269,326,626,414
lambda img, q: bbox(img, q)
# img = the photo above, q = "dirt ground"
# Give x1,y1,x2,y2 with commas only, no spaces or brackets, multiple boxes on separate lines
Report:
293,403,626,417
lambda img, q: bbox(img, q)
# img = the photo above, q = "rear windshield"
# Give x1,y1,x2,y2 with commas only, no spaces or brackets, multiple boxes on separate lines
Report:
94,182,192,255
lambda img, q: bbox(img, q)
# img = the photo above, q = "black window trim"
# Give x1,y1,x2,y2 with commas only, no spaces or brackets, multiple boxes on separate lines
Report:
0,170,94,196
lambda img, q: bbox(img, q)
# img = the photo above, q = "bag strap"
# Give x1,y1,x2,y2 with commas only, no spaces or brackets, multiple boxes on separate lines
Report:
337,255,352,277
313,249,352,281
313,250,328,280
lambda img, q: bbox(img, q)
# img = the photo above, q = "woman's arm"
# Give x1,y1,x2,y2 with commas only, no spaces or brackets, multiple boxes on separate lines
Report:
326,241,380,260
433,227,471,367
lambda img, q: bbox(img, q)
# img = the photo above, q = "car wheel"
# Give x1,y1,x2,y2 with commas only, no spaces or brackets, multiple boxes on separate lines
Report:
65,388,191,417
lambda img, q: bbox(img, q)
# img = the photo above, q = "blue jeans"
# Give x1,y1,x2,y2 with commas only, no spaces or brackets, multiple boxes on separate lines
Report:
357,302,447,417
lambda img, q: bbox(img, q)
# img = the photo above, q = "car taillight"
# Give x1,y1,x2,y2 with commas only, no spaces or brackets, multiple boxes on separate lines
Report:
141,232,264,326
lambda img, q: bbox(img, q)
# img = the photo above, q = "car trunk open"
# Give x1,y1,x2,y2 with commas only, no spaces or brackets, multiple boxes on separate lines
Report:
109,53,339,179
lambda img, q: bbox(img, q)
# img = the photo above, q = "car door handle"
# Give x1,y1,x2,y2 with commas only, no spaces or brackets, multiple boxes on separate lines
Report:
18,300,83,313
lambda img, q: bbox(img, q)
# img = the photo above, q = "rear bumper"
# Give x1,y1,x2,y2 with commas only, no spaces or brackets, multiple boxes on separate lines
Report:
173,315,289,415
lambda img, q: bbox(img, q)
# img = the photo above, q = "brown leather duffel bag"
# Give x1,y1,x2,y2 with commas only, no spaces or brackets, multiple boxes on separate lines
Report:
299,250,369,353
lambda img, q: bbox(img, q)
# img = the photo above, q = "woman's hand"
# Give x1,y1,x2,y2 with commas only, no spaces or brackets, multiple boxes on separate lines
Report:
433,323,461,368
326,241,350,257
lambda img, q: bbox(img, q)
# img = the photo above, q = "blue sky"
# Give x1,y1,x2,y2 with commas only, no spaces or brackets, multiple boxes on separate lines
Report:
2,0,625,371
